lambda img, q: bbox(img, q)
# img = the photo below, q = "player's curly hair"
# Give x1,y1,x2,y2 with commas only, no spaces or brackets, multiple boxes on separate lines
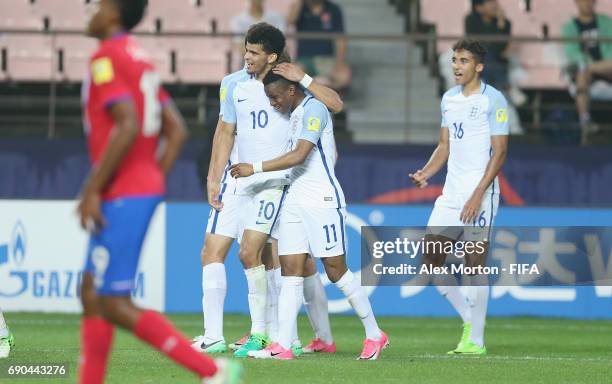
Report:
245,22,286,57
453,39,488,63
113,0,148,31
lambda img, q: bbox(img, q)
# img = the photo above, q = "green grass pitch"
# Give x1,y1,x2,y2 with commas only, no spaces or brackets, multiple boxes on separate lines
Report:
4,313,612,383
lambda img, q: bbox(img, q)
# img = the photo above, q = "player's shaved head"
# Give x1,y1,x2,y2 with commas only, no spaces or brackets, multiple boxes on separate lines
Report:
245,22,286,57
112,0,148,31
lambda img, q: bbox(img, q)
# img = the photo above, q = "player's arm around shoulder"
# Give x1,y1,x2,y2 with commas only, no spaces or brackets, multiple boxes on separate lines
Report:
272,63,343,113
229,103,327,178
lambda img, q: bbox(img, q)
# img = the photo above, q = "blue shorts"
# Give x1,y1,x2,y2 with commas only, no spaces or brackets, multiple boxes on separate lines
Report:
83,195,161,296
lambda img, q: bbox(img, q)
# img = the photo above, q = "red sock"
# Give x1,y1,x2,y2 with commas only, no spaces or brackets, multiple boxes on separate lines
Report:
133,310,217,378
79,317,114,384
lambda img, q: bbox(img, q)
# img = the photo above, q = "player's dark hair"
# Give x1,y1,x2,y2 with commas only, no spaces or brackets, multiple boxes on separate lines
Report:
245,22,286,57
262,70,297,89
453,39,488,64
112,0,148,31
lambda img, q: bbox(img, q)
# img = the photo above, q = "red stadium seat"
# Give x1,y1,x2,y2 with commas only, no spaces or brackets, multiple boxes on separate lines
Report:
168,37,230,83
34,0,87,30
0,34,54,81
0,0,42,30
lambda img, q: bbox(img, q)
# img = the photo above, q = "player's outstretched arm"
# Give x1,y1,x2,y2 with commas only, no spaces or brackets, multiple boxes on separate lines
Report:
229,139,314,178
207,118,236,209
158,102,188,176
409,127,449,188
460,134,508,223
272,63,344,113
78,101,139,231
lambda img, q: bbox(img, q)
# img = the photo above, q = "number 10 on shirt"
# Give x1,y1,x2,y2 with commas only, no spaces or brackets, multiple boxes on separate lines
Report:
250,110,268,129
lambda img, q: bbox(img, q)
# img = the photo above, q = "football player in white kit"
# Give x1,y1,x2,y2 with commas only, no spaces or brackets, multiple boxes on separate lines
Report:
409,39,509,355
204,23,342,358
230,71,389,360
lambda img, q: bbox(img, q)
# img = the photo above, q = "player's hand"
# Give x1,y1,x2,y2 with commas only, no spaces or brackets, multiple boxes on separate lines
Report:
77,189,105,233
207,180,224,211
229,163,254,179
409,169,429,188
460,193,483,224
272,63,305,83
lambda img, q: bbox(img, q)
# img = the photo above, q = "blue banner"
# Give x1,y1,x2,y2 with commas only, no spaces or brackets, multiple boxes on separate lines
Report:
165,203,612,319
2,139,612,206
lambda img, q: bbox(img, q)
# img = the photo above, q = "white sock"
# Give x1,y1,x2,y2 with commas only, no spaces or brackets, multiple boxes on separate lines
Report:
0,309,7,338
335,270,381,340
202,263,226,341
466,275,489,347
281,268,301,344
434,274,470,324
274,267,282,292
245,265,267,335
278,276,304,350
303,272,333,344
265,269,279,341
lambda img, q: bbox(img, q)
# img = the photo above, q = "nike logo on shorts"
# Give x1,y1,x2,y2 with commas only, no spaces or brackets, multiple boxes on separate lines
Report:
325,244,337,251
238,98,248,102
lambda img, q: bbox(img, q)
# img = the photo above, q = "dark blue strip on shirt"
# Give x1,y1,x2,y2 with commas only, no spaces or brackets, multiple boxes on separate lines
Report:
317,139,341,209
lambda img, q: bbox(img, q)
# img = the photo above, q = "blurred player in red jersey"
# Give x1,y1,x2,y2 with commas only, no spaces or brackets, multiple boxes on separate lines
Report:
77,1,241,383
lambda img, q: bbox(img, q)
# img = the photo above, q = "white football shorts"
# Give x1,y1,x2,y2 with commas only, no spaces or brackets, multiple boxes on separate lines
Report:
278,204,347,258
426,192,499,241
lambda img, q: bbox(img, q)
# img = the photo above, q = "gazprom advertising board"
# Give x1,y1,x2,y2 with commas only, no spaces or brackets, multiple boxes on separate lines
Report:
1,200,611,319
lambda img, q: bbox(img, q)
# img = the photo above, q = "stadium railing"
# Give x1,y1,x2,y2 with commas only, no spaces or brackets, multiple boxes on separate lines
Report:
0,28,611,145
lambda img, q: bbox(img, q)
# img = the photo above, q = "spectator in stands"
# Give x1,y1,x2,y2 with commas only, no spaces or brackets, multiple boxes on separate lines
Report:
465,0,511,91
562,0,612,142
288,0,351,90
463,0,524,134
230,0,286,70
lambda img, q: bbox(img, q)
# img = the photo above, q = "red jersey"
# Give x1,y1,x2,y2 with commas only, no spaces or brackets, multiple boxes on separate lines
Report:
83,33,170,200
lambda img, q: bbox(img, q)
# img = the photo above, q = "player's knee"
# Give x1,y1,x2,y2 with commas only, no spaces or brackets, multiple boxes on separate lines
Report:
281,263,304,277
303,258,317,277
99,297,136,328
201,246,223,266
323,259,347,283
238,244,259,268
261,244,275,270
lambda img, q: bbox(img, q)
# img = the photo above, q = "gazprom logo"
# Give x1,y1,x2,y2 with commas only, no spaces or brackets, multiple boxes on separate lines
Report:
0,221,29,297
11,221,27,266
0,220,144,300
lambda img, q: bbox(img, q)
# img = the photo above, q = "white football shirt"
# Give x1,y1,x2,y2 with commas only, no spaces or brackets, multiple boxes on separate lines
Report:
440,81,509,196
220,70,291,193
285,96,346,209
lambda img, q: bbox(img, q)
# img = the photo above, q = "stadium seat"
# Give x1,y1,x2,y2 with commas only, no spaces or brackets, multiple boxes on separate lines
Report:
55,35,96,81
0,0,42,30
169,37,230,83
420,0,468,53
33,0,87,30
0,34,54,81
138,0,210,33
